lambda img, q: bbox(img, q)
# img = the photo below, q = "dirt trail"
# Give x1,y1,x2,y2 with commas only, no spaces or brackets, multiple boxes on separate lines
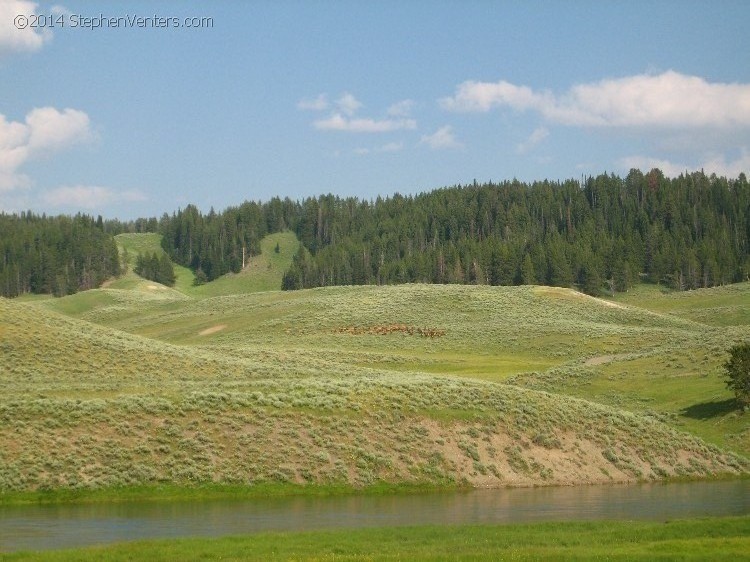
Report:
198,324,227,336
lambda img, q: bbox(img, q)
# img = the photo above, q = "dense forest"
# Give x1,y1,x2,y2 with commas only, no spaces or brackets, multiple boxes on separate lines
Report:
2,169,748,298
280,170,750,295
155,169,749,296
0,213,121,297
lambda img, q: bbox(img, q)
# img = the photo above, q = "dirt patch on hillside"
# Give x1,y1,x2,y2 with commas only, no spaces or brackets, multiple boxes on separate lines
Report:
584,353,632,367
198,324,227,336
585,355,616,367
533,286,626,309
590,296,626,309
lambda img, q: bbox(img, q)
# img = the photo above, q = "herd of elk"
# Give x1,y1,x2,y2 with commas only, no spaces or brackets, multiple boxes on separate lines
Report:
333,324,446,338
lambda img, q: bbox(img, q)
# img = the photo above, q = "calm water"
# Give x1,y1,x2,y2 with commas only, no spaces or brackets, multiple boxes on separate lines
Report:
1,480,748,552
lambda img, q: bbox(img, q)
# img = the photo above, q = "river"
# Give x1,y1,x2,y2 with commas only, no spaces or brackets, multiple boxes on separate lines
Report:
1,480,748,552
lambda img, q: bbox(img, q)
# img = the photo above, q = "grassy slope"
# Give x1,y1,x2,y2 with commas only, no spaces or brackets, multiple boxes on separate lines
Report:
610,282,750,326
10,290,743,492
3,233,749,494
2,275,749,495
5,517,750,561
54,263,750,456
114,231,298,297
506,283,750,455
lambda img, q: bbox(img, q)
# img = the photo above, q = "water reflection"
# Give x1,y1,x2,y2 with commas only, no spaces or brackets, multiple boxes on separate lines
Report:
1,480,748,552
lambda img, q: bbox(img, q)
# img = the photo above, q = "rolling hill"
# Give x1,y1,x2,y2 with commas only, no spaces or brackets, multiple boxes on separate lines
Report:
1,237,748,495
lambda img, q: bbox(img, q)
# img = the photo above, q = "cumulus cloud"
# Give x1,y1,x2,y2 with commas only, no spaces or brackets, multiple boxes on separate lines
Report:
0,107,92,192
420,126,461,150
41,185,147,209
296,94,328,111
440,71,750,129
387,99,414,117
307,92,417,133
26,107,92,150
314,113,416,133
352,141,405,155
336,92,362,116
0,0,56,54
441,81,539,113
517,126,549,154
379,141,404,152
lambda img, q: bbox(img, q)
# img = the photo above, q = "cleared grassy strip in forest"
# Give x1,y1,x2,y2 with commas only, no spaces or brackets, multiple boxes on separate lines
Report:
186,231,298,297
114,231,298,298
4,516,750,561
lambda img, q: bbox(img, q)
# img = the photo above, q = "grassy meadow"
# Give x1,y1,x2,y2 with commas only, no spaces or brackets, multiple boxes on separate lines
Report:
1,232,748,502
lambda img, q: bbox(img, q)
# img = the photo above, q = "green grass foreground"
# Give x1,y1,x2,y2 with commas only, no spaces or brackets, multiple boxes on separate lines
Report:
4,516,749,561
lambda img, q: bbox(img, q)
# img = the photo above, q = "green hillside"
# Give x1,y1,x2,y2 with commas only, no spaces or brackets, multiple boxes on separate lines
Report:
114,231,297,297
56,278,750,456
2,278,749,497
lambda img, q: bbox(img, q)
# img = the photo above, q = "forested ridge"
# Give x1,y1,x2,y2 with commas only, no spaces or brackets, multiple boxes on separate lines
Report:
280,170,750,295
2,169,749,298
0,213,120,297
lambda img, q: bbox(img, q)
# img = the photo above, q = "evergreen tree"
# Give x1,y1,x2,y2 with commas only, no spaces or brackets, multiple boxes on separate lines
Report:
520,254,536,285
724,343,750,409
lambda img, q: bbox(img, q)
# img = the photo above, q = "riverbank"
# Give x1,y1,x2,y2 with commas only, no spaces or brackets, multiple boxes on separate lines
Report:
0,481,462,506
2,480,748,554
4,516,749,561
4,472,747,507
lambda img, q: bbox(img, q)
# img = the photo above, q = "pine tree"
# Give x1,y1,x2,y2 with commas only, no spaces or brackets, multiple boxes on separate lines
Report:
520,254,536,285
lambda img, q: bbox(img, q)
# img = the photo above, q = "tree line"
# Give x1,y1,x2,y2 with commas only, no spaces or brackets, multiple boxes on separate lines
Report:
0,212,121,297
2,169,748,298
280,170,749,295
150,169,750,296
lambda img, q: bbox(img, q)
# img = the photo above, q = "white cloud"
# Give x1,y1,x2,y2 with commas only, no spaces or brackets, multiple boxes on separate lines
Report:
387,99,414,117
441,71,750,129
517,126,549,154
41,185,147,209
420,126,461,150
618,148,750,178
0,107,92,192
336,92,362,116
440,80,539,113
297,94,328,111
26,107,92,151
314,113,416,133
308,93,417,134
0,0,55,54
379,141,404,152
617,156,689,178
352,141,405,156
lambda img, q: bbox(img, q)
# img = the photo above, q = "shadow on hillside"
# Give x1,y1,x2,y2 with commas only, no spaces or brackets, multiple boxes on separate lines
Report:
681,399,737,420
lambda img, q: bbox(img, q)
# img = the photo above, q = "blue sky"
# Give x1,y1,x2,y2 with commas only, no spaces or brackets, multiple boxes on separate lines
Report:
1,0,749,219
